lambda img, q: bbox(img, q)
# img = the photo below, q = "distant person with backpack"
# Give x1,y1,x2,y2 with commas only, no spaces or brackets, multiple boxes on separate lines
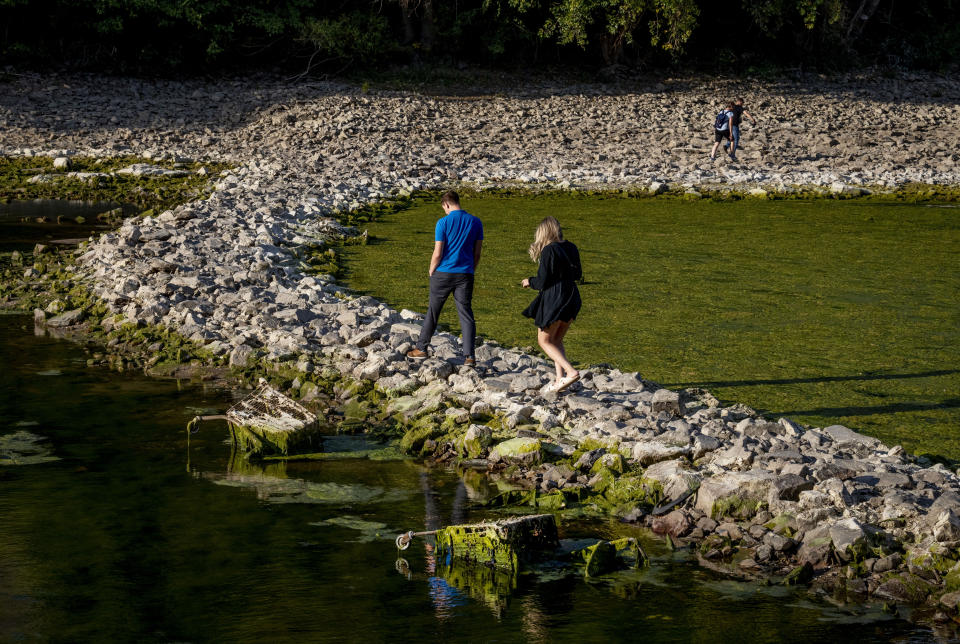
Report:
710,102,736,161
724,98,757,160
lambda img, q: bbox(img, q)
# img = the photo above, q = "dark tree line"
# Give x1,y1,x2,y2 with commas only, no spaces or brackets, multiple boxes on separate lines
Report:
0,0,956,74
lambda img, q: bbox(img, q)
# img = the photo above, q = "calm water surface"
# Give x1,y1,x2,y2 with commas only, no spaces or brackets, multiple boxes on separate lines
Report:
0,199,130,252
0,314,947,643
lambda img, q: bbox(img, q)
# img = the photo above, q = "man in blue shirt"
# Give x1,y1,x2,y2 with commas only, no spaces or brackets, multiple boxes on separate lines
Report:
407,190,484,366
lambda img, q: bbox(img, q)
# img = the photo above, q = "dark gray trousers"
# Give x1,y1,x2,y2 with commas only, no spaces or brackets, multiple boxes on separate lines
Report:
416,272,476,357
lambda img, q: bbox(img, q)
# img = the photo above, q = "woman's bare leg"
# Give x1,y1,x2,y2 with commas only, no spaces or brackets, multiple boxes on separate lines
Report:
553,321,577,379
538,321,577,381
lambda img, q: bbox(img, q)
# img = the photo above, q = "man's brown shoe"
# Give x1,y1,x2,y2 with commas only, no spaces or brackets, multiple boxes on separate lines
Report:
464,357,476,367
406,348,428,359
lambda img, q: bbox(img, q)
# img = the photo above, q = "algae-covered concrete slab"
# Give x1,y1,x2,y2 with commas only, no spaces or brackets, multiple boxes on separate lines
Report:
228,380,320,456
434,514,559,573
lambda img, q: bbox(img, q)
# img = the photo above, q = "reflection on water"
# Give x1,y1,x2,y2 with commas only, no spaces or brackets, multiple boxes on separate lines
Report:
0,199,133,252
203,449,417,505
436,556,516,617
0,313,952,643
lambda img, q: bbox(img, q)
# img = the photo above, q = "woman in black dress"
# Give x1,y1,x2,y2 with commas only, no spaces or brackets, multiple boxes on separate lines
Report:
521,216,582,392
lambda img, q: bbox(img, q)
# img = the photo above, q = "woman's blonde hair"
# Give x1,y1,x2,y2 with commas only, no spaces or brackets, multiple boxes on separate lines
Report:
528,216,563,262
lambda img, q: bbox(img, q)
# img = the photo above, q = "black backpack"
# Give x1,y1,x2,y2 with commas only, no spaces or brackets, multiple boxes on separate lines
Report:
714,111,729,130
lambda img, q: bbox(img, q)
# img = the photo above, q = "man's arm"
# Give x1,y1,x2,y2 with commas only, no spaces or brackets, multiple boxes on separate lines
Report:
473,239,482,270
428,241,444,276
744,109,756,125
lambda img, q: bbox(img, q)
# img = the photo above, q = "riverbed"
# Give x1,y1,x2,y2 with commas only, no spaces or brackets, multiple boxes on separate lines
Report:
0,309,946,641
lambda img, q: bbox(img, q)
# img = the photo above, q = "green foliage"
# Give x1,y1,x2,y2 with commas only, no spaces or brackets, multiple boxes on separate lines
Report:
300,11,393,67
0,0,956,71
492,0,699,61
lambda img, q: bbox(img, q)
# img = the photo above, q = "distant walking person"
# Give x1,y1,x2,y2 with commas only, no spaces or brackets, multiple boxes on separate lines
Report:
521,217,582,393
407,190,483,366
724,97,757,160
710,102,736,161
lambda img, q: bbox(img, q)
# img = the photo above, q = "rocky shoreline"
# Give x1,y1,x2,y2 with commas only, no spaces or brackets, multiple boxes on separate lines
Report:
2,70,960,626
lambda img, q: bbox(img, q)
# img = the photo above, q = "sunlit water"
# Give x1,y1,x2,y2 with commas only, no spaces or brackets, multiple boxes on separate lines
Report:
0,202,951,643
0,199,132,253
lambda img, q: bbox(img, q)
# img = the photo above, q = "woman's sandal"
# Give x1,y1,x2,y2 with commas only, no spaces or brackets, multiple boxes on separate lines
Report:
555,373,581,392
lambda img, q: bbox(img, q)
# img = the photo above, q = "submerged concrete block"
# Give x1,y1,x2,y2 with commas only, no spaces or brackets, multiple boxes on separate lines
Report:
434,514,560,573
229,380,320,456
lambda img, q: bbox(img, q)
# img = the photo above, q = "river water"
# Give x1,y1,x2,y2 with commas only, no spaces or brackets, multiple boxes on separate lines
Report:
0,202,947,642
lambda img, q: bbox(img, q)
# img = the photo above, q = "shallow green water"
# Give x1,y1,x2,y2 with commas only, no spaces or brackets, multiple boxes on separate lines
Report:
0,314,947,643
341,195,960,459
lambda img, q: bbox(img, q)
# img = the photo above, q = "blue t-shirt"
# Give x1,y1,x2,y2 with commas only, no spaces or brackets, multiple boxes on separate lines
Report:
435,210,483,273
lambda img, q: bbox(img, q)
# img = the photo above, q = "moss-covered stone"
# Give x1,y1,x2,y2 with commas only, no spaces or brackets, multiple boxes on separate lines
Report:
712,495,765,521
765,513,797,538
399,422,443,454
461,424,493,459
490,437,543,467
572,537,647,578
945,562,960,593
783,562,814,586
536,490,566,511
600,474,663,514
589,465,619,494
487,488,538,508
591,452,626,475
583,541,617,577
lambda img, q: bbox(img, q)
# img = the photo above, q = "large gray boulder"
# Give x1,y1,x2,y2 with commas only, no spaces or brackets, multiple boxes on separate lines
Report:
651,389,683,417
643,459,701,502
632,440,691,466
46,308,85,327
823,424,883,452
828,517,871,562
695,469,777,519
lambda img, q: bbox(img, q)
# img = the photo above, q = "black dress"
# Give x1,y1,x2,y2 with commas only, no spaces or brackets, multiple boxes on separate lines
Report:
522,240,582,330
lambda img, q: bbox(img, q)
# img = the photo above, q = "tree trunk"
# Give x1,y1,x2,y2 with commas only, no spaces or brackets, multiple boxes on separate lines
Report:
398,0,416,45
421,0,436,52
844,0,883,45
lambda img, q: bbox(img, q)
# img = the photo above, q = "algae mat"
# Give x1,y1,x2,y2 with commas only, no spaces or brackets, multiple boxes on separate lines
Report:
341,195,960,459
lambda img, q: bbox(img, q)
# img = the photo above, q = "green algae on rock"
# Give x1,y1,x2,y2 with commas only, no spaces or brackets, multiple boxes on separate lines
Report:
0,156,233,211
222,380,322,457
572,537,648,578
489,437,543,467
434,514,560,573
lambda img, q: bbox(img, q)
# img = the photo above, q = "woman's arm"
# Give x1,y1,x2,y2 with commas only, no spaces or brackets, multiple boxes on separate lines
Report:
569,244,582,281
527,246,553,290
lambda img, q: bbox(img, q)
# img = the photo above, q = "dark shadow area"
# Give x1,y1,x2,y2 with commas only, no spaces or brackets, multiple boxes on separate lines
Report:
665,369,960,390
774,398,960,419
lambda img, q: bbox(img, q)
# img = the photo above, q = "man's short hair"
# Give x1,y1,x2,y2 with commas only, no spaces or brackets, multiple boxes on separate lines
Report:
441,190,460,206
